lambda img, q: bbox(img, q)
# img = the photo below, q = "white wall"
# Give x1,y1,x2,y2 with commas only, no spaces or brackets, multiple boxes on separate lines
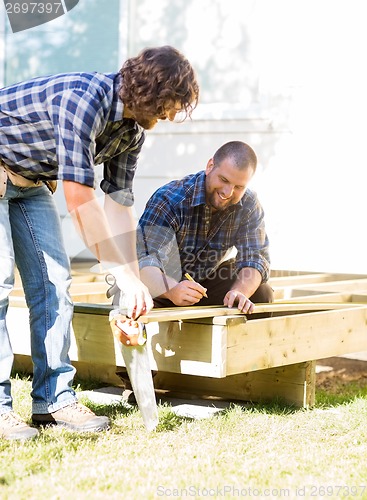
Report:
132,0,367,275
2,0,366,274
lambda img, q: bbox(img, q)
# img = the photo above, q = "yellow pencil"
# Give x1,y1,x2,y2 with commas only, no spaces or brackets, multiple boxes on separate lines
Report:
184,273,208,298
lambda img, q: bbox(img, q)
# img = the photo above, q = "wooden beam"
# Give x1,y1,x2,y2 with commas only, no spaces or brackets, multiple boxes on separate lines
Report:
225,306,367,375
287,278,367,294
68,310,230,378
270,272,367,286
112,302,367,324
154,361,316,408
275,292,367,304
147,321,228,377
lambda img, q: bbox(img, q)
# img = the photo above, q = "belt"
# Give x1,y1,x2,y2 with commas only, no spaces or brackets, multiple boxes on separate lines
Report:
0,159,57,196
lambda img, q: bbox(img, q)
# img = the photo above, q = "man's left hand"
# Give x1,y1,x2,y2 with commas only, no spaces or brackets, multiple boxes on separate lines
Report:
224,290,255,314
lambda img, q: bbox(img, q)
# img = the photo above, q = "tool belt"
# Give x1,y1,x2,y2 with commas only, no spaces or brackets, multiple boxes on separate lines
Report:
0,159,57,198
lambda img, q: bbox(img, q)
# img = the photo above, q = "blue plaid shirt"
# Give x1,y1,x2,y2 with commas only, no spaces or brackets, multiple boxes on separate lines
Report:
0,72,144,205
137,171,270,283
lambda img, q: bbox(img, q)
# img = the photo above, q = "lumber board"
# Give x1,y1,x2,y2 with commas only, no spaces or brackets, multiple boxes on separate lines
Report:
269,272,366,288
69,312,124,367
225,307,367,375
275,292,367,304
269,271,367,299
10,299,367,376
9,293,110,307
69,305,367,377
68,310,229,378
154,361,315,408
8,269,367,408
113,302,367,324
10,279,110,306
147,320,228,377
288,278,367,294
11,355,124,387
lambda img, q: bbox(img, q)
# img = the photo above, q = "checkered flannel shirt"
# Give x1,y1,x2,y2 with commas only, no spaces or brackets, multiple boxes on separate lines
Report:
0,72,144,205
137,171,270,282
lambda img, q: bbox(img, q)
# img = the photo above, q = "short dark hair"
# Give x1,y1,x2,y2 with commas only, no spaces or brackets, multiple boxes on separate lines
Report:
119,46,199,120
213,141,257,171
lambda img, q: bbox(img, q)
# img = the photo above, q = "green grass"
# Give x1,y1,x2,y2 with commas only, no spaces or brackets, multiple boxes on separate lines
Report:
1,375,367,500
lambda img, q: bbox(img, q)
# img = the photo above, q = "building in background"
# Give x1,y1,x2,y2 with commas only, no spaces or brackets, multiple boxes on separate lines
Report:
1,0,366,273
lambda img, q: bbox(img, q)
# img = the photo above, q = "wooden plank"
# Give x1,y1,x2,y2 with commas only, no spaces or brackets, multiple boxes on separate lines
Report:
289,278,367,294
68,292,109,304
269,273,364,288
350,293,367,303
69,312,124,367
275,292,367,304
70,360,123,387
269,273,350,288
146,320,228,377
9,294,110,307
10,301,367,377
70,281,109,293
13,355,315,408
225,306,367,375
10,282,110,305
139,305,245,323
68,310,229,378
270,273,332,286
9,301,367,370
154,361,315,408
12,355,124,387
270,270,320,278
112,302,367,324
275,292,341,302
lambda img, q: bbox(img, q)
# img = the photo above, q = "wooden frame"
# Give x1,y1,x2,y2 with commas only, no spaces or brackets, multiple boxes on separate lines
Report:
8,270,367,408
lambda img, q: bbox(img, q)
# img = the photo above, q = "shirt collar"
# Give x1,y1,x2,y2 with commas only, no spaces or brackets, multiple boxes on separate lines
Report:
108,72,124,122
192,171,207,207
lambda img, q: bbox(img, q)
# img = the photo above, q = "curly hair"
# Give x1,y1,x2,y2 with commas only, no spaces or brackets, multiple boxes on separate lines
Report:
119,46,199,120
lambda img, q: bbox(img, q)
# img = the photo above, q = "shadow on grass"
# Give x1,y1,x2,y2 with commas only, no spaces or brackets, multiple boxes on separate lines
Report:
73,375,114,392
12,371,367,425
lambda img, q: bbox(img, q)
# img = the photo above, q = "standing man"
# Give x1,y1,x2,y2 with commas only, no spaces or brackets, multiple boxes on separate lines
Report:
137,141,273,312
0,46,199,440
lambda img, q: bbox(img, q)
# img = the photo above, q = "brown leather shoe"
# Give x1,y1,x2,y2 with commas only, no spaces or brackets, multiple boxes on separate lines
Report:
32,403,110,432
0,411,39,441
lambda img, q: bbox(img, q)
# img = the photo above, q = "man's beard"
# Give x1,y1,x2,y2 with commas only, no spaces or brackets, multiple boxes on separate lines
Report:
133,113,158,130
206,191,231,212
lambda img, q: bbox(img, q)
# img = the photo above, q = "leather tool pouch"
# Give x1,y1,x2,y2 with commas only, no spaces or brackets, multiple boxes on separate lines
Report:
0,166,7,198
0,160,57,195
44,180,57,194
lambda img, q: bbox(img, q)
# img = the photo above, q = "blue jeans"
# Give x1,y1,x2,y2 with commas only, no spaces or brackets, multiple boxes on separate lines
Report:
0,179,77,414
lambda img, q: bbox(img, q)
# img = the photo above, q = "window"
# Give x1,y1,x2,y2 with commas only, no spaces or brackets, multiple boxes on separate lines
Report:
1,0,121,86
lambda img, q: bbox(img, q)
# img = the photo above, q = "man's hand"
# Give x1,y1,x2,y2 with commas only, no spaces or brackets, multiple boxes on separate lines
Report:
116,273,153,319
167,280,207,306
224,289,255,314
63,181,153,318
223,267,262,313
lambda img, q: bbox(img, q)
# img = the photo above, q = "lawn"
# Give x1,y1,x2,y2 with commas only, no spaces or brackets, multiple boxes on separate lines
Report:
1,371,367,500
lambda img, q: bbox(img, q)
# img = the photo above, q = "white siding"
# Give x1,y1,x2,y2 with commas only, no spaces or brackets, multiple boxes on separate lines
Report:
1,0,366,273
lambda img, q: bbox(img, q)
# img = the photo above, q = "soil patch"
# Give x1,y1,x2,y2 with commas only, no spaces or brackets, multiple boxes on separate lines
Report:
316,356,367,393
